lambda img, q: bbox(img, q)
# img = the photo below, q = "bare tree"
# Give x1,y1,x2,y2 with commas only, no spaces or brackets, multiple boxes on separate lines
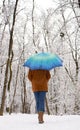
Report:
59,0,80,114
0,0,19,115
78,0,80,7
32,0,36,47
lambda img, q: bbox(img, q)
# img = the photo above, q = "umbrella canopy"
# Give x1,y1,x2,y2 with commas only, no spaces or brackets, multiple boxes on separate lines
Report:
23,52,63,70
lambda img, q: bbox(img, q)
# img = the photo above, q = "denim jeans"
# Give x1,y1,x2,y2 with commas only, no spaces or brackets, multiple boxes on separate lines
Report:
34,91,46,112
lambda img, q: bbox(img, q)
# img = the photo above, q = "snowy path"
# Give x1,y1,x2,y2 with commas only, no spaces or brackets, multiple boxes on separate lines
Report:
0,114,80,130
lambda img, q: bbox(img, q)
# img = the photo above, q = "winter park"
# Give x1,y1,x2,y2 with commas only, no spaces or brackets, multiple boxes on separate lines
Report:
0,0,80,129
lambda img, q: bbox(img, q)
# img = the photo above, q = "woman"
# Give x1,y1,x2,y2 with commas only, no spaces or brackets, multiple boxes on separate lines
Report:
28,69,51,123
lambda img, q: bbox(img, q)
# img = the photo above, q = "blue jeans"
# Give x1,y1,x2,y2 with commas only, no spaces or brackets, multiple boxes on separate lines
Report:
34,91,46,112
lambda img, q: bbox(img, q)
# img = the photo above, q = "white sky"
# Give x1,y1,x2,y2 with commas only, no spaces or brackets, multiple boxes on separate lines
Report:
36,0,57,9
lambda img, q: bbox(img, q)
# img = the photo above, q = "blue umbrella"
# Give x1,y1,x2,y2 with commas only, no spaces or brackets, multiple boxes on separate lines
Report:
23,52,63,70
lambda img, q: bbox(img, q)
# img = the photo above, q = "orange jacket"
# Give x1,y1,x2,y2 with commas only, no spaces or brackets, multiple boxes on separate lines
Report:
28,69,51,92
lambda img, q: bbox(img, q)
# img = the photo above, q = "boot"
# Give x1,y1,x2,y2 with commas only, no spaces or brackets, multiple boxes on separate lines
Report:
38,112,44,123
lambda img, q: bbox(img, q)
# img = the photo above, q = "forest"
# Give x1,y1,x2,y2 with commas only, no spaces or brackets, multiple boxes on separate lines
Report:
0,0,80,116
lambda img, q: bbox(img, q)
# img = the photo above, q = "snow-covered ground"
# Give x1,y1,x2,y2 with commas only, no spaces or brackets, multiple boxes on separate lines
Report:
0,114,80,130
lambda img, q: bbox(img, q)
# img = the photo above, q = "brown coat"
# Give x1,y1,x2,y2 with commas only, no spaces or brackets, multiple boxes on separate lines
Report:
28,69,51,92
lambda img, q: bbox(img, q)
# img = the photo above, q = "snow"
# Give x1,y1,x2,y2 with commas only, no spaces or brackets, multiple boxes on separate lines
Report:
0,114,80,130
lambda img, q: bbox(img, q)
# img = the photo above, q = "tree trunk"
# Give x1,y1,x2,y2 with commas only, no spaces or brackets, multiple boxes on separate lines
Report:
0,0,19,115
